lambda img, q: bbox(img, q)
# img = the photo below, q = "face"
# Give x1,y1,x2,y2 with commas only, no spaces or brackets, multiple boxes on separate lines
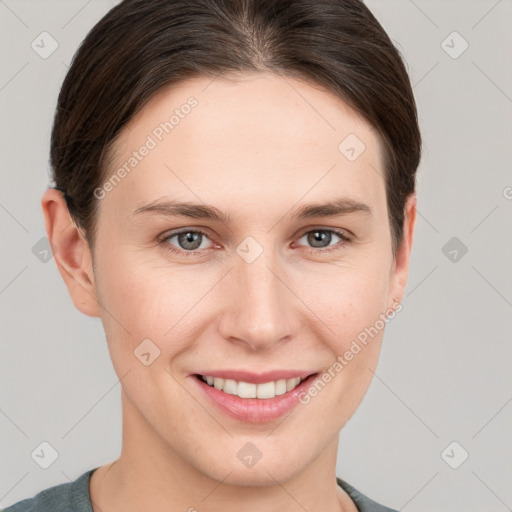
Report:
48,72,414,487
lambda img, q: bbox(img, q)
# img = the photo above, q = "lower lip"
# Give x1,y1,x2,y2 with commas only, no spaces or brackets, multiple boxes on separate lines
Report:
191,373,319,423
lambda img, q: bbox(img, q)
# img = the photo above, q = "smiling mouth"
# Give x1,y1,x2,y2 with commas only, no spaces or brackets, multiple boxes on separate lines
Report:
194,373,317,400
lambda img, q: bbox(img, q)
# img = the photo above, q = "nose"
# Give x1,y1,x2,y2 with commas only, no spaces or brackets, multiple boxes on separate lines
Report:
217,249,298,351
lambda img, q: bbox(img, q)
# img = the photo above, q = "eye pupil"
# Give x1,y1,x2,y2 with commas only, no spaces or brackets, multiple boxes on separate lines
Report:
166,228,345,256
308,230,332,248
178,231,202,250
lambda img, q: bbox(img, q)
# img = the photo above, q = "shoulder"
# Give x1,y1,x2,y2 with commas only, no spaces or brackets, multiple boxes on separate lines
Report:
1,469,96,512
337,477,399,512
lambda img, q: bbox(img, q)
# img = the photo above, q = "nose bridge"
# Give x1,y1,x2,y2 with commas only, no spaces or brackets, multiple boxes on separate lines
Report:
218,239,295,349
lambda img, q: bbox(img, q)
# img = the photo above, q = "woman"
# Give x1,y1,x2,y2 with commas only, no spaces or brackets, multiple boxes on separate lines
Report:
3,0,420,510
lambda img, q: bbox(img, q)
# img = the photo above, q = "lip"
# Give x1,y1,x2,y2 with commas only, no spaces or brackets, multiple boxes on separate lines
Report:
190,372,319,423
191,369,315,384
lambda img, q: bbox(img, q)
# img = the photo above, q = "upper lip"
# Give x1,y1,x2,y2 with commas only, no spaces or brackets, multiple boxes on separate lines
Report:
193,370,317,384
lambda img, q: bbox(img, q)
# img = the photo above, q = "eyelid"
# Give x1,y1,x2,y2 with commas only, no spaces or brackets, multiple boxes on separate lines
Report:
157,227,217,255
158,225,352,256
296,225,353,240
293,226,352,253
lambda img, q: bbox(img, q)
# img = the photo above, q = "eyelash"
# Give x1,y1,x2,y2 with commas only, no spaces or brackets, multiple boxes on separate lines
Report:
157,227,352,257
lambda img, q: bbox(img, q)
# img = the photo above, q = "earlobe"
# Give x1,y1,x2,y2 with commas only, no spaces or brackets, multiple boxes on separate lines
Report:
388,193,417,308
41,188,101,317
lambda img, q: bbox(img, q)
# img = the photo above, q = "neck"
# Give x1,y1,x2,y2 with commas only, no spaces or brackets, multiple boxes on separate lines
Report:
89,390,357,512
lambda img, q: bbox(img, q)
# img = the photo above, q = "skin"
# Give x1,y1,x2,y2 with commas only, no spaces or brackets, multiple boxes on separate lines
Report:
42,72,416,512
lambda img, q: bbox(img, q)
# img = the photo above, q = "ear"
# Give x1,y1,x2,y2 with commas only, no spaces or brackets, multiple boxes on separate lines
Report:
41,188,100,317
388,193,417,308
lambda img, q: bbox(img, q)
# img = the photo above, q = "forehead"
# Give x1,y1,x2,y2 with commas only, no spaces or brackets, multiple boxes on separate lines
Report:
104,72,386,215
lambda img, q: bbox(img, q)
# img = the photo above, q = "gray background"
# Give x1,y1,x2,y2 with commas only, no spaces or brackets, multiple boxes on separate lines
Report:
1,0,511,510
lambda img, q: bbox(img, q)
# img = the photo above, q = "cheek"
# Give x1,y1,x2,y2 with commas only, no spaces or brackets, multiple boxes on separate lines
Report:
296,268,391,423
92,258,200,422
96,247,184,321
304,261,392,346
93,250,216,367
94,234,393,364
92,252,170,359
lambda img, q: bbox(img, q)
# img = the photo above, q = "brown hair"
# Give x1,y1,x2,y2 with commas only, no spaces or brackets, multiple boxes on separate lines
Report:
51,0,421,255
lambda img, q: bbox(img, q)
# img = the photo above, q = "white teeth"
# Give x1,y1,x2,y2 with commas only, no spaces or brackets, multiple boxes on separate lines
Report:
237,381,257,398
256,381,275,399
275,379,287,395
201,375,304,399
286,377,301,391
222,379,238,395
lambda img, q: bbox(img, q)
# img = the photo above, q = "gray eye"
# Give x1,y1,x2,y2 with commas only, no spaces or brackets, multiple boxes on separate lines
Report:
307,230,334,248
298,230,342,249
171,231,208,251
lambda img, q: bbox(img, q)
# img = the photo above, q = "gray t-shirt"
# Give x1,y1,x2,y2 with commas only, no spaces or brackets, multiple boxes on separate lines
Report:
1,468,398,512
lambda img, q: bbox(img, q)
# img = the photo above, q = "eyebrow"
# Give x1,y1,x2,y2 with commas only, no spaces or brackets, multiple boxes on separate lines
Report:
132,197,372,223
